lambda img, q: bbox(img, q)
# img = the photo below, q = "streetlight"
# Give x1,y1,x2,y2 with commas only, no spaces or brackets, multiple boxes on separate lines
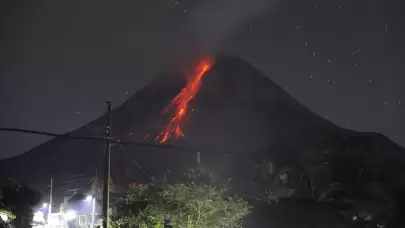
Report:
89,196,96,228
84,195,96,228
42,203,48,208
84,194,97,228
85,195,93,202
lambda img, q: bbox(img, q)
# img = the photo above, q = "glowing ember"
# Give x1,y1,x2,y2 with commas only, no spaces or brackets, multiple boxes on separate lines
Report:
155,60,212,144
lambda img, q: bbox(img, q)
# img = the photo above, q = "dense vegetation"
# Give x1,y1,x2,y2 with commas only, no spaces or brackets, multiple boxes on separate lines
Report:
110,170,252,228
244,135,405,228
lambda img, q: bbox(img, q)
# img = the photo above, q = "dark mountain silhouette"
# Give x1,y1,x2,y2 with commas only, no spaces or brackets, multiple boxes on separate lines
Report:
1,56,404,180
1,56,405,202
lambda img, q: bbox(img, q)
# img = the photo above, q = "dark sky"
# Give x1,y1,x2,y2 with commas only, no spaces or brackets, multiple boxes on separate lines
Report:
1,0,404,158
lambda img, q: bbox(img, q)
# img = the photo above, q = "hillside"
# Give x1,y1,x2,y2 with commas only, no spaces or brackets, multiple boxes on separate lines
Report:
1,56,404,181
0,56,339,183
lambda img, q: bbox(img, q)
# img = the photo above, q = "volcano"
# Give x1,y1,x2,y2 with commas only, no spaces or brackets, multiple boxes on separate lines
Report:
1,56,404,194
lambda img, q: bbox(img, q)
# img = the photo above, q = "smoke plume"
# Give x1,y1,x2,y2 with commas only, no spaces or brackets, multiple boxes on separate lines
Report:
189,0,278,55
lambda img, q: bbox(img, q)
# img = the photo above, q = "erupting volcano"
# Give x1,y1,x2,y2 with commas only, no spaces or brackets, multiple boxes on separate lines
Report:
155,60,212,144
2,56,405,196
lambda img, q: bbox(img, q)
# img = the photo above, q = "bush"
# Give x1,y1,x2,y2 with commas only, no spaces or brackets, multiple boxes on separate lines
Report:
111,171,252,228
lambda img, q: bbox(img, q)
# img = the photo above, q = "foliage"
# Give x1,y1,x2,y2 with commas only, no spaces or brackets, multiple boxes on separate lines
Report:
258,143,404,227
0,208,16,221
1,181,41,227
111,171,252,228
1,184,41,208
60,203,66,213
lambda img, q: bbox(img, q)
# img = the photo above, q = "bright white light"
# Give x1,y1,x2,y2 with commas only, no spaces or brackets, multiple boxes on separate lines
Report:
48,213,60,226
85,195,93,202
42,203,48,208
0,213,8,222
65,210,77,220
33,211,45,223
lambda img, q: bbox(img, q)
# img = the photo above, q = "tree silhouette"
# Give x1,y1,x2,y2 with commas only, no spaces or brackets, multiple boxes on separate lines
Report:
1,179,41,228
111,170,252,228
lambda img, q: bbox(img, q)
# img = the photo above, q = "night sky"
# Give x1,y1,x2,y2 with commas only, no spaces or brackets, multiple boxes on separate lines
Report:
1,0,404,158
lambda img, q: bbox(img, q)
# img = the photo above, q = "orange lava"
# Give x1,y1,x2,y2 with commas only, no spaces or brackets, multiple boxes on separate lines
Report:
155,60,212,144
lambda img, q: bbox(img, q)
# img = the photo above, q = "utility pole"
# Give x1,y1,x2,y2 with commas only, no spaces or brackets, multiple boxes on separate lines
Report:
102,101,112,228
91,168,98,228
48,177,53,223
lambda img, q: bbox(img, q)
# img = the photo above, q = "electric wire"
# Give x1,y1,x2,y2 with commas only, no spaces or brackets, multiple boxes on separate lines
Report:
0,127,234,154
116,142,152,180
0,127,235,198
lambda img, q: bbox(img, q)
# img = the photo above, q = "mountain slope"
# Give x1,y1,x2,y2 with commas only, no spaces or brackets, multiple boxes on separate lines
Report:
0,56,403,191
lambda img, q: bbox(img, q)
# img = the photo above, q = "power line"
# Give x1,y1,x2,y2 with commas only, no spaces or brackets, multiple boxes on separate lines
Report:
0,127,234,154
0,128,64,138
117,143,152,180
63,178,92,183
0,127,103,140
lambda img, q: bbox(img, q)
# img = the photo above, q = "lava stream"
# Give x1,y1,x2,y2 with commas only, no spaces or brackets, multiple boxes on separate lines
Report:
155,60,212,144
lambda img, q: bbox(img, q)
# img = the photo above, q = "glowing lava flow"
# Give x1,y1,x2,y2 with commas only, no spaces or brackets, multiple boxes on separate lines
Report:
155,60,212,144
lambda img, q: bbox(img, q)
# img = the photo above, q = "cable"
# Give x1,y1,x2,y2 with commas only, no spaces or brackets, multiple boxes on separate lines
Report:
0,127,104,140
0,127,234,154
0,128,63,138
63,178,92,183
117,143,152,180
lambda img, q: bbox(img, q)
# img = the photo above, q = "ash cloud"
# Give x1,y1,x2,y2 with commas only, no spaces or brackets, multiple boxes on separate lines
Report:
189,0,278,55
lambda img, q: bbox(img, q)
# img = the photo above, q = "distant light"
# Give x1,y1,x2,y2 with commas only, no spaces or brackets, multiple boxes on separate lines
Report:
85,195,93,202
33,211,45,222
42,203,48,208
65,210,77,220
0,213,8,222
